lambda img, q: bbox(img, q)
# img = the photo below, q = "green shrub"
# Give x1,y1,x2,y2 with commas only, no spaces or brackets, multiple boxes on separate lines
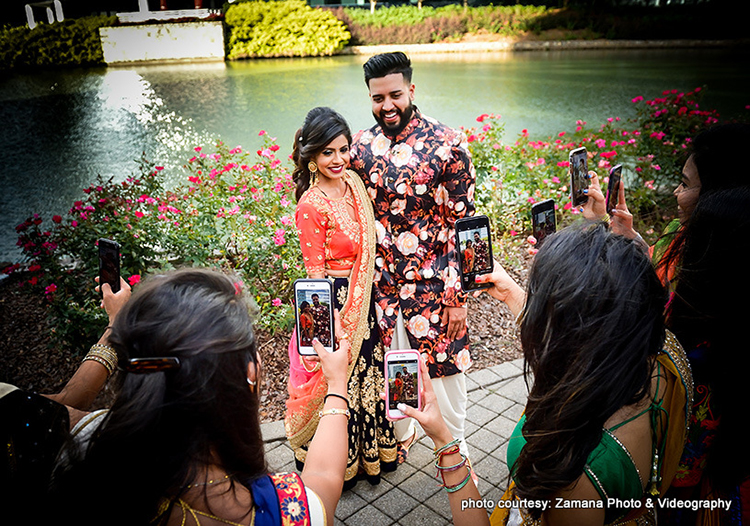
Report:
466,87,726,262
0,16,115,70
336,4,550,45
7,134,302,353
225,0,350,58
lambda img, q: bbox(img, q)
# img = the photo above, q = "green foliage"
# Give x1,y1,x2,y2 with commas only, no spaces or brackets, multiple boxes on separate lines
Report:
225,0,350,58
465,87,726,258
0,16,115,70
335,4,550,45
7,135,302,353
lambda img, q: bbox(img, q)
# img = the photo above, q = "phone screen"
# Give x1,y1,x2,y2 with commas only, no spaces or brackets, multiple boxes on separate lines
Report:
98,238,120,295
455,215,493,291
385,352,420,417
569,148,589,207
294,279,334,355
531,199,556,247
606,164,622,213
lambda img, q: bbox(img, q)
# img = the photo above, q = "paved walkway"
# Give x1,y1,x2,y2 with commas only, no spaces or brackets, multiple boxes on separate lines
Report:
260,358,528,525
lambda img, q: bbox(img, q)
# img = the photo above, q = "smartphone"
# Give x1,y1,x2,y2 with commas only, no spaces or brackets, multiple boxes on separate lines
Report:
606,164,623,214
98,238,120,295
293,279,335,355
384,350,422,419
455,215,493,291
531,199,556,247
569,147,589,207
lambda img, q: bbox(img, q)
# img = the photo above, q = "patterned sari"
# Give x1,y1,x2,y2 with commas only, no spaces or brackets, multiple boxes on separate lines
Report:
284,171,398,489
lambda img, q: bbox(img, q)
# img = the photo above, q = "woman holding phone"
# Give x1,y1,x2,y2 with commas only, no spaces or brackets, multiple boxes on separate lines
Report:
48,268,350,526
402,223,693,526
286,107,398,490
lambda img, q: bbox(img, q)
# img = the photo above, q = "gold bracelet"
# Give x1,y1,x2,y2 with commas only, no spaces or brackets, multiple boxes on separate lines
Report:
319,408,350,418
83,344,118,377
602,213,611,224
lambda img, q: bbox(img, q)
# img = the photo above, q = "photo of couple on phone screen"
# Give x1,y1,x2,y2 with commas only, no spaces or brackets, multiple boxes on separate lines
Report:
387,362,419,409
295,290,332,347
459,228,491,276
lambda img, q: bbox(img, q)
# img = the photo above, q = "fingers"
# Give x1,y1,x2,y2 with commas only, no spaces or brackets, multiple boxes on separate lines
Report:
397,402,417,418
616,180,629,211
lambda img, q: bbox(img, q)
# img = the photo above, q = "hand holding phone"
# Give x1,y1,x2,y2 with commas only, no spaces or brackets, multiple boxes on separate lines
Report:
98,238,120,296
294,279,335,355
569,147,589,207
455,215,493,291
384,350,422,420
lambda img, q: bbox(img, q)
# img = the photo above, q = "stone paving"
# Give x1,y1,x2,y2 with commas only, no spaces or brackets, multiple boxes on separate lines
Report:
260,358,528,525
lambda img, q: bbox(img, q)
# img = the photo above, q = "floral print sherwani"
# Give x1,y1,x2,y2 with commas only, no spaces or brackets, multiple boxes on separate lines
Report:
351,108,476,378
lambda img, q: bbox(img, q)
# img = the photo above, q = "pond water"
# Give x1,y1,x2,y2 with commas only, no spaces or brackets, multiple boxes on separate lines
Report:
1,47,749,263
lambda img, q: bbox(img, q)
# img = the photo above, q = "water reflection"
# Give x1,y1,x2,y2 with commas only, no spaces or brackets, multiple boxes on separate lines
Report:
1,48,748,262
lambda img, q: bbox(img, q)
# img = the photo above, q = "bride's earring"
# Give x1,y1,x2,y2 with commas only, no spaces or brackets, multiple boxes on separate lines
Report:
308,161,318,185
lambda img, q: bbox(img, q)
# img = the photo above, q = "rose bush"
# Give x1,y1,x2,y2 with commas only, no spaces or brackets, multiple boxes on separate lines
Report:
7,136,302,353
6,86,745,354
464,86,740,261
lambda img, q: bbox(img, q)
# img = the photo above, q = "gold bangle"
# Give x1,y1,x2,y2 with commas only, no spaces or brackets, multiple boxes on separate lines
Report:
83,344,118,377
602,213,611,224
319,408,350,418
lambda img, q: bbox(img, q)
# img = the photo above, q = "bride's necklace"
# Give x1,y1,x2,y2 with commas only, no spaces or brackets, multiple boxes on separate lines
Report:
317,182,348,200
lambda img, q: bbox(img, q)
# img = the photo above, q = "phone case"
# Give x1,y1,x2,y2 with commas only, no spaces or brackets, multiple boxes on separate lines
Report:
569,148,589,207
455,215,493,291
531,199,556,247
384,350,422,420
98,238,121,294
606,164,623,213
293,279,335,356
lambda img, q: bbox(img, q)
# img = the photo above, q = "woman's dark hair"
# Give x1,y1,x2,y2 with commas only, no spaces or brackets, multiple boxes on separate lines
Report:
292,106,351,202
49,268,266,525
690,122,750,195
512,223,667,516
363,51,412,86
665,187,750,495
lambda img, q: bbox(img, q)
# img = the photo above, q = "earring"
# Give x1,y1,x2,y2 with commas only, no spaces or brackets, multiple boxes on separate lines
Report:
308,161,318,174
247,378,256,387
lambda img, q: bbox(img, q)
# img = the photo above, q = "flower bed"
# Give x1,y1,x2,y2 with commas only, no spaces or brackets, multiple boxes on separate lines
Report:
4,86,745,355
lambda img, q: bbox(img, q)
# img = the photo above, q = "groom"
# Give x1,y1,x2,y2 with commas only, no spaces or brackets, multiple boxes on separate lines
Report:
350,51,476,463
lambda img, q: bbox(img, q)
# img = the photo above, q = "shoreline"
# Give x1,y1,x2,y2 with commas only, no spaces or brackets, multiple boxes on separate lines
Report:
342,38,749,55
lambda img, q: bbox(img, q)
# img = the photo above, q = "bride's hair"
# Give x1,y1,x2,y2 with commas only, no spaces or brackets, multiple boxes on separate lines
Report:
292,107,352,202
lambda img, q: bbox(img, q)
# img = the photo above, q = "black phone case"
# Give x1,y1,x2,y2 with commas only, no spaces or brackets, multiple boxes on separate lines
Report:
98,239,120,294
455,216,493,291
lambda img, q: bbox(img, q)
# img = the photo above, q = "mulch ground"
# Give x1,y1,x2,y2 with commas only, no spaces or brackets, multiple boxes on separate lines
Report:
0,257,529,424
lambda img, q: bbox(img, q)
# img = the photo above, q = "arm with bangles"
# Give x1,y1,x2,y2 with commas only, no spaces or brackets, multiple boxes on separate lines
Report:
398,357,489,526
45,277,131,418
299,311,351,526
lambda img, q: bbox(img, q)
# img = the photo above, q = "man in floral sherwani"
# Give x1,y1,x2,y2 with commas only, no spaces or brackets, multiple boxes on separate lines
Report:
350,51,476,467
472,231,490,272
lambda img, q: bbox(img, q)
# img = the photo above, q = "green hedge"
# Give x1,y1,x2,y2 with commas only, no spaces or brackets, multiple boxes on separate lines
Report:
225,0,350,59
0,16,116,70
335,4,550,45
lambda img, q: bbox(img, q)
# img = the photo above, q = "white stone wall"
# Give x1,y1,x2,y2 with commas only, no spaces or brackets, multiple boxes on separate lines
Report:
99,21,224,64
